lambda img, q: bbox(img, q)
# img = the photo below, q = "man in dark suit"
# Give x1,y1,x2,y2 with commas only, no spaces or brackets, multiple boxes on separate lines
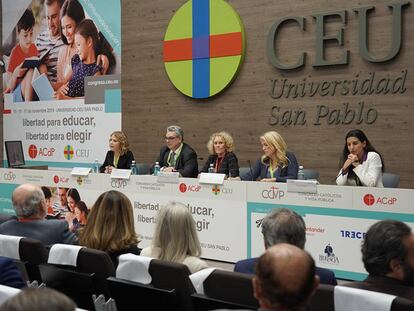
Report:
234,208,337,285
0,184,77,246
343,220,414,300
155,125,198,177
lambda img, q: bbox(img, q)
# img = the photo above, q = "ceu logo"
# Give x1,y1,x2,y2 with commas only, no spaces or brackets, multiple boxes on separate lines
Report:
163,0,245,98
28,144,38,159
76,176,83,186
63,145,74,160
212,185,220,195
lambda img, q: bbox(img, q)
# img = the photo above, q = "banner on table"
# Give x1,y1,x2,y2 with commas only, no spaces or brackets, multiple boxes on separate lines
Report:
2,0,122,168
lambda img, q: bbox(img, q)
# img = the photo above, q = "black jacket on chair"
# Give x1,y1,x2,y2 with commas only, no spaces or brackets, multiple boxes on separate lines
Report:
156,143,198,178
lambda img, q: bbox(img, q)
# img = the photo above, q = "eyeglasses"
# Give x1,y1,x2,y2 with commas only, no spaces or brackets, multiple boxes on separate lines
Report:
165,136,178,141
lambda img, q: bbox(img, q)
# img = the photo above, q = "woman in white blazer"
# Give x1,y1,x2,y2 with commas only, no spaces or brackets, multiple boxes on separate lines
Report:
336,129,384,187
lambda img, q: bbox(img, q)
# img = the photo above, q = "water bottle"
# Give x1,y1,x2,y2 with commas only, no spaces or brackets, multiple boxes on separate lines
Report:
298,165,305,180
208,163,215,173
131,160,138,175
154,162,161,176
93,159,100,173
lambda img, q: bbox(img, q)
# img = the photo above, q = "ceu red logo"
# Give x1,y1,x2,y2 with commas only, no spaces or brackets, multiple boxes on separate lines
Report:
28,144,38,159
179,183,188,193
363,194,397,206
363,194,375,206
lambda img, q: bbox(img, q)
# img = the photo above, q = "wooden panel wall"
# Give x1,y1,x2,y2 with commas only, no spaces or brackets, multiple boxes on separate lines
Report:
2,0,414,187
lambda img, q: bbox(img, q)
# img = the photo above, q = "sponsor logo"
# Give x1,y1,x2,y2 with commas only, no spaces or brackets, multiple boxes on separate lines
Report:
38,147,55,157
163,0,245,99
212,185,220,195
179,183,201,193
3,171,16,181
261,186,285,200
75,149,90,158
255,218,263,228
306,227,325,234
28,144,38,159
363,193,397,206
63,145,74,160
319,243,339,265
111,179,128,189
212,185,233,195
76,176,83,186
53,175,69,184
340,230,366,240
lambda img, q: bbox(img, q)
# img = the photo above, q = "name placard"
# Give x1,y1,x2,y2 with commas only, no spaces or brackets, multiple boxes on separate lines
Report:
199,173,225,185
70,167,91,176
111,169,131,179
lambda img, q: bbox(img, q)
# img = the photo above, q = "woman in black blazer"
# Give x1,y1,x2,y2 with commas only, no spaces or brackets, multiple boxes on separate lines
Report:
200,131,240,179
100,131,135,173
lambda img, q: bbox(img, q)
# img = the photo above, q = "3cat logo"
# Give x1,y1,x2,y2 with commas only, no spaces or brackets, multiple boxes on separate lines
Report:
363,193,397,206
212,185,220,195
64,145,74,160
28,144,38,159
163,0,245,98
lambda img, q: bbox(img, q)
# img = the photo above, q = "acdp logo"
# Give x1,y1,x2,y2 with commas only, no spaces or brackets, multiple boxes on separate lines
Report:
179,183,201,193
3,172,16,181
28,144,38,159
363,193,397,206
53,175,69,184
63,145,74,160
163,0,245,99
262,186,285,200
111,180,127,189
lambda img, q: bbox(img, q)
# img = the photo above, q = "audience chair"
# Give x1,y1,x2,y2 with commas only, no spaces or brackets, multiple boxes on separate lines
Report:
0,236,48,283
303,169,320,180
192,293,256,311
39,246,115,310
149,259,196,311
202,270,259,308
107,276,178,311
382,173,400,188
137,163,150,175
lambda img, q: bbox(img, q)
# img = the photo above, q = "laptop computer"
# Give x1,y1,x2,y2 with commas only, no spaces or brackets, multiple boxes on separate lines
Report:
5,141,25,168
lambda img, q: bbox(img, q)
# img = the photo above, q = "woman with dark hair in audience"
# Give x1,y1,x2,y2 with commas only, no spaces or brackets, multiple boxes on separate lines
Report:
65,188,80,230
336,129,384,187
72,200,88,234
200,131,240,179
141,202,208,273
242,131,298,182
78,190,140,266
100,131,135,173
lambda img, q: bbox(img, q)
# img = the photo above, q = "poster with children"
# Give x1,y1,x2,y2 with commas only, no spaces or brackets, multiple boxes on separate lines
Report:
2,0,121,168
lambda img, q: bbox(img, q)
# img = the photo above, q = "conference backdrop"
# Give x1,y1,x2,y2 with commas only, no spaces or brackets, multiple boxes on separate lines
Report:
1,0,121,168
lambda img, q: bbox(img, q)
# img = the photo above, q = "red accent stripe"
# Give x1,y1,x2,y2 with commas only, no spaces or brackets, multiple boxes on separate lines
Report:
3,109,11,114
210,32,242,58
164,38,193,62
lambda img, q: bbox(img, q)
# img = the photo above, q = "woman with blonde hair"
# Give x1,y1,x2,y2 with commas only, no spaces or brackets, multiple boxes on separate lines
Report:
141,202,208,273
100,131,135,173
242,131,298,182
78,190,140,266
200,131,240,179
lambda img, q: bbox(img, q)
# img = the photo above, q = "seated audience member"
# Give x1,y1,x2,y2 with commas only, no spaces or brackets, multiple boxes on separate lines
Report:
234,208,337,285
0,287,76,311
0,256,26,289
72,201,88,233
200,131,240,179
336,129,384,187
155,125,198,177
343,220,414,299
65,188,80,231
242,131,298,182
141,202,208,273
78,190,139,266
252,243,319,311
0,184,77,245
100,131,135,173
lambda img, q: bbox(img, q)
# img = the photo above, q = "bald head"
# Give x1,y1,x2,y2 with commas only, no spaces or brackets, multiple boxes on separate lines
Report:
254,244,319,311
12,184,46,219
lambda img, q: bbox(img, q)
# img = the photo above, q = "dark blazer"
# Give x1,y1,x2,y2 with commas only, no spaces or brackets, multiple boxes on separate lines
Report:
156,143,198,177
200,152,240,177
242,151,298,182
0,219,78,246
100,150,135,173
343,275,414,301
234,257,337,286
0,256,26,288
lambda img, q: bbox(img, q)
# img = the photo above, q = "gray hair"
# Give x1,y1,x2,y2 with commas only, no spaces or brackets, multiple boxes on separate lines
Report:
167,125,184,141
12,186,45,218
261,208,306,249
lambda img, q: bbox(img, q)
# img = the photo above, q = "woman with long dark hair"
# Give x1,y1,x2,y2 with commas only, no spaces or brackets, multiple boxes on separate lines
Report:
336,129,384,187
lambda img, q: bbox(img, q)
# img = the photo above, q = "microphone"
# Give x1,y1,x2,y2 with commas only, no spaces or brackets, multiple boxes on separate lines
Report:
247,160,254,181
